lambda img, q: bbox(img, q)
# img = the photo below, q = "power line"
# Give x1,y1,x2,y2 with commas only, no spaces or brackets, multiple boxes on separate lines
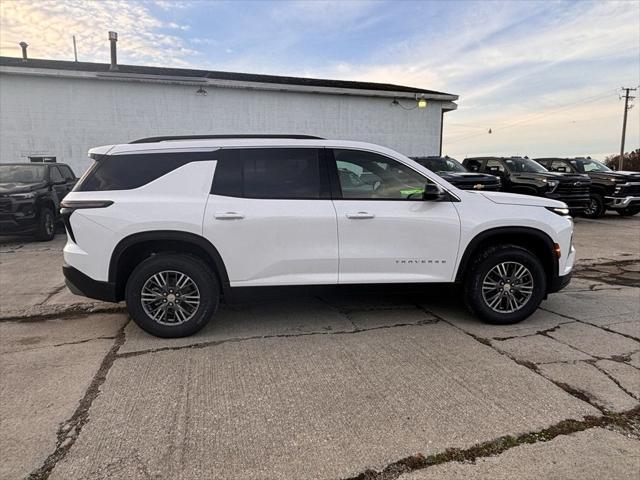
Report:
446,89,619,143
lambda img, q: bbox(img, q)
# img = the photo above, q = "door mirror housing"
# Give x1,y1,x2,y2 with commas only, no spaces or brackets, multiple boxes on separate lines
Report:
422,183,446,201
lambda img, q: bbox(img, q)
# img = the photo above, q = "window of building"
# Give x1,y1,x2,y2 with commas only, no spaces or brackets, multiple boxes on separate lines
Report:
29,156,56,163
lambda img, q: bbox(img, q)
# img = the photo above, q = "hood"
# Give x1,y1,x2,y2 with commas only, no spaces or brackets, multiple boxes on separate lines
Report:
601,170,640,181
0,181,45,195
480,191,566,208
512,171,589,182
438,172,499,181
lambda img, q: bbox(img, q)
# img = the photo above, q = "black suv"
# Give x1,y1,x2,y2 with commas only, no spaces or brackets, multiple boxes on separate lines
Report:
411,156,501,191
463,157,591,213
0,163,77,241
534,157,640,217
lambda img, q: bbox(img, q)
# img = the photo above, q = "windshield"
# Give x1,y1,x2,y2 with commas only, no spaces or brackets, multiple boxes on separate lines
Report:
0,165,47,183
504,158,548,173
416,157,467,173
571,159,611,173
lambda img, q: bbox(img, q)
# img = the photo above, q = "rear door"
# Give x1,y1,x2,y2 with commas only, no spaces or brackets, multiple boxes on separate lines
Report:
203,147,338,287
329,149,460,284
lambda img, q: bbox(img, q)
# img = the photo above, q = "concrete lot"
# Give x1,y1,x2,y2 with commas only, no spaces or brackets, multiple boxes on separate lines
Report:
0,214,638,479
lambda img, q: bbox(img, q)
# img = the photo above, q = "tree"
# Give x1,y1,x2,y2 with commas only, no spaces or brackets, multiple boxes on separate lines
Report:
604,149,640,171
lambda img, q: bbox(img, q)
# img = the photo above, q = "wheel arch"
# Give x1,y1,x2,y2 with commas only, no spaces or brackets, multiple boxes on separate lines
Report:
455,227,558,288
109,231,230,301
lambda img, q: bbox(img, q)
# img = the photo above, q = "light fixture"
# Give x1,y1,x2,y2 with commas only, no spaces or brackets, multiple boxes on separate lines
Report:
417,98,427,108
196,87,208,96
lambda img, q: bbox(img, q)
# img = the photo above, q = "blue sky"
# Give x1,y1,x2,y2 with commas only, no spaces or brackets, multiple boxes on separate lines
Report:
1,0,639,159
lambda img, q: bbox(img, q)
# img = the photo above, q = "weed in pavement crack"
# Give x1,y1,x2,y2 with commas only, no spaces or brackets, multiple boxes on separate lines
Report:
342,406,640,480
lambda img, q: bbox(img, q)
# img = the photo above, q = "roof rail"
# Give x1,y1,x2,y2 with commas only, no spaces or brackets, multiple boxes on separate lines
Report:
129,134,325,144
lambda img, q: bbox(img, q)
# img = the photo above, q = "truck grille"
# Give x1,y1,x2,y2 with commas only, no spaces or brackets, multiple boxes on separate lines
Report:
619,183,640,196
556,183,590,195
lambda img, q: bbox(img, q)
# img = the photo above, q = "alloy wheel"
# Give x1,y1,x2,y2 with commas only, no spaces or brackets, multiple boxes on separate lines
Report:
584,198,597,216
44,212,54,236
481,261,534,313
140,270,201,325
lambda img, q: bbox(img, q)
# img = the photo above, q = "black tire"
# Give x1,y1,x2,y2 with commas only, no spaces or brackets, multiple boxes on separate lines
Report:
464,245,547,325
616,206,640,217
583,194,605,218
125,254,219,337
34,207,56,241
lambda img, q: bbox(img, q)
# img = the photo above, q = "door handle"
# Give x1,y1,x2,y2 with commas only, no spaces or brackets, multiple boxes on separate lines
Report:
214,212,245,220
345,212,375,219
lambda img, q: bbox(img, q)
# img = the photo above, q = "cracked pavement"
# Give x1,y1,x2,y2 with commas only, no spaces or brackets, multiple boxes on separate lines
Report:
0,214,639,479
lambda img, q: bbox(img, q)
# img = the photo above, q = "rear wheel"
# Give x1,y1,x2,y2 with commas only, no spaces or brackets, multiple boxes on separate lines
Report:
583,194,605,218
464,245,547,324
616,206,640,216
34,207,55,241
125,254,219,337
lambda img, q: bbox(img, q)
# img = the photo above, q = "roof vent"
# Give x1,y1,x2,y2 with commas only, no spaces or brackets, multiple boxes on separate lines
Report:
19,42,28,61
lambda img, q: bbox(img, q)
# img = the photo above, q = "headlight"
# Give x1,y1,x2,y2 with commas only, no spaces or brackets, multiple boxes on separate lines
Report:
546,206,570,216
9,192,36,199
547,180,559,188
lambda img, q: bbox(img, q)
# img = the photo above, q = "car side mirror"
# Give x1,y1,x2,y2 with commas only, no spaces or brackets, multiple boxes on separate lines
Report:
423,183,446,201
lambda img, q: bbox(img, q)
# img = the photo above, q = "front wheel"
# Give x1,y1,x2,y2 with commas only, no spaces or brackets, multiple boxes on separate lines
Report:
616,206,640,217
125,254,219,337
34,207,55,241
464,245,547,325
583,194,605,218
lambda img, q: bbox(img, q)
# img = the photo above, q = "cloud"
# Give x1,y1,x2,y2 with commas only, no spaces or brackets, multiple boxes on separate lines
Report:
0,0,197,66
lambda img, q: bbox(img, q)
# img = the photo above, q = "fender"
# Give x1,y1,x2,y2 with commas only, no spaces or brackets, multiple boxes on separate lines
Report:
455,226,558,283
109,230,231,297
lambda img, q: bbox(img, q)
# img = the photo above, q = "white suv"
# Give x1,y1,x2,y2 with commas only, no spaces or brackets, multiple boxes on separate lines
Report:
62,135,575,337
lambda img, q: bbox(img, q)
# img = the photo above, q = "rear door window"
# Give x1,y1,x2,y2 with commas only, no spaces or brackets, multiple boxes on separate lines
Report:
486,159,506,175
50,166,64,183
211,148,326,199
59,165,76,180
549,160,571,172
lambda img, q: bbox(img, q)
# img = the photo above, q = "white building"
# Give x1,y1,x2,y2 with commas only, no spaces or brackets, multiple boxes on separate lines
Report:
0,55,457,175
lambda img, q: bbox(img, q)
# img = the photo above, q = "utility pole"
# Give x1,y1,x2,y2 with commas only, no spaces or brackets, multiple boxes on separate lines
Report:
72,35,78,62
619,87,636,170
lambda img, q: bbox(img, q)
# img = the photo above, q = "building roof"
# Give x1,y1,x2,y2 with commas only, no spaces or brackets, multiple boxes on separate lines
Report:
0,56,457,100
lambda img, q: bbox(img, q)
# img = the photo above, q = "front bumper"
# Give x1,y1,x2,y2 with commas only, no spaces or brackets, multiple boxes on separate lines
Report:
605,196,640,209
549,272,572,293
0,199,39,235
63,264,118,302
0,217,38,235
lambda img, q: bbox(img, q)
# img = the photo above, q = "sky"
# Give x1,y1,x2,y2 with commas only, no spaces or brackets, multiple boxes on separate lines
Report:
1,0,639,159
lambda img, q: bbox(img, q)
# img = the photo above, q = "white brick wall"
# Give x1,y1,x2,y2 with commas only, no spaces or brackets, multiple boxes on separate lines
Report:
0,73,448,175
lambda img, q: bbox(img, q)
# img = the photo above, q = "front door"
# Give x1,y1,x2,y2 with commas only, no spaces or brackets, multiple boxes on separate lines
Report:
330,149,460,284
203,147,338,287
